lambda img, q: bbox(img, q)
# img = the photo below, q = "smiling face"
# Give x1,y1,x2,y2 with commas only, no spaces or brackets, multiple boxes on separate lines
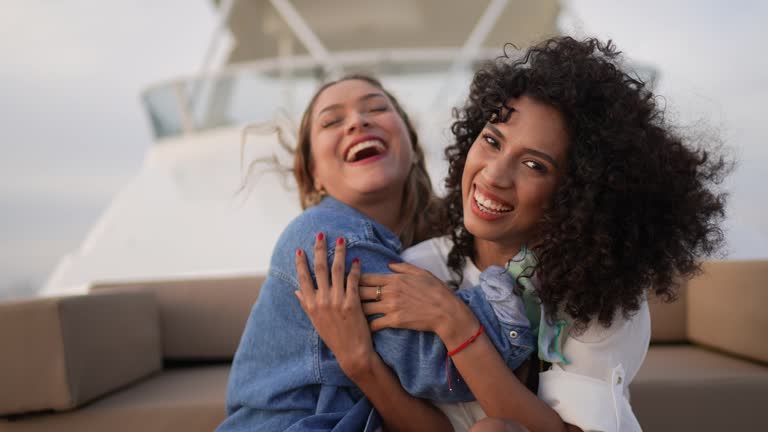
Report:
462,96,570,259
308,79,415,208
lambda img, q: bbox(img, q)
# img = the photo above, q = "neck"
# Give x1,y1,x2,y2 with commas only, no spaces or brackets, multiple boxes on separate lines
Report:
472,238,524,271
352,190,404,235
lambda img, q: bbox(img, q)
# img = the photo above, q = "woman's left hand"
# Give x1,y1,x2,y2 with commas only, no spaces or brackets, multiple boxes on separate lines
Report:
360,262,479,343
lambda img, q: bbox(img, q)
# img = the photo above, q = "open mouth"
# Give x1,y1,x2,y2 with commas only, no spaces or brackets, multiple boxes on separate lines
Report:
345,140,386,163
473,186,513,215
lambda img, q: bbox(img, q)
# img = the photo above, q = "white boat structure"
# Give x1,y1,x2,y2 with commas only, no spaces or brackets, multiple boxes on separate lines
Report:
43,0,562,295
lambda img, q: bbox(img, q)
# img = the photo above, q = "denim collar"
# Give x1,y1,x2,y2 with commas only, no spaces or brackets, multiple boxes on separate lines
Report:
317,196,403,253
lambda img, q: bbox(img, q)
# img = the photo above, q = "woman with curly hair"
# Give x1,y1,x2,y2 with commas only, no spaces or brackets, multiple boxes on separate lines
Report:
300,36,729,431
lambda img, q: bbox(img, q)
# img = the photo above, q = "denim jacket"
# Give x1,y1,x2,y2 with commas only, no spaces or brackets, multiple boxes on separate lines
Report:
219,197,534,432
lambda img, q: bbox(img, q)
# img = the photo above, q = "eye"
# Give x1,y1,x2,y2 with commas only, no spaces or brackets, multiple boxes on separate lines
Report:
482,133,500,149
369,105,388,113
523,160,548,173
320,117,342,128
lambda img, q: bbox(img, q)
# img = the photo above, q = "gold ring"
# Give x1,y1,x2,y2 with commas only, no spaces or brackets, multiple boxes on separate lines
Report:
375,286,382,302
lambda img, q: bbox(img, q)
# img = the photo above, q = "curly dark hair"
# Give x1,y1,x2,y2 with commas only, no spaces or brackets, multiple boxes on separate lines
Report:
444,36,730,330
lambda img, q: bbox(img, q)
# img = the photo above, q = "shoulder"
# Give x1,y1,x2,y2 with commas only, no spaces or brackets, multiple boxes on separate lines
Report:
558,298,651,382
538,300,650,432
271,200,401,271
401,236,454,283
275,203,366,250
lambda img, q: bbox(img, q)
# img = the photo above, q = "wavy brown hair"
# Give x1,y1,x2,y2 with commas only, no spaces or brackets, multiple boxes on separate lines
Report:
294,75,444,248
444,37,730,329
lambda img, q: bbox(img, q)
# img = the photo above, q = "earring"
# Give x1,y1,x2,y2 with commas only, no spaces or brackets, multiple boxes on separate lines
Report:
309,184,327,205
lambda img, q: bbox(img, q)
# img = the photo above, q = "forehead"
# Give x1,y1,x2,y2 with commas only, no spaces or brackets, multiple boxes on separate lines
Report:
498,96,569,156
313,79,386,116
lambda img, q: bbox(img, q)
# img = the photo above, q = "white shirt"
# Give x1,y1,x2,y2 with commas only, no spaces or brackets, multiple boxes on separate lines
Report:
402,236,650,432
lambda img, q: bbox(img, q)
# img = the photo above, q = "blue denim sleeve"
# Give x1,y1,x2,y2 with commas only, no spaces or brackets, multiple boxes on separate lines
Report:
219,270,319,431
220,219,369,431
343,239,535,403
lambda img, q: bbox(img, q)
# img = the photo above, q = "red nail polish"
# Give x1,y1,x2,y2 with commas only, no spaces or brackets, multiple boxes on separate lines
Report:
353,258,359,264
317,232,324,241
337,237,344,245
296,249,303,256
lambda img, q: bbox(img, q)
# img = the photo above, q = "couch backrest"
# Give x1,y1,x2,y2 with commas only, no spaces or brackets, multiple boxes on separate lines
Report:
91,275,264,361
648,284,688,343
687,260,768,364
87,260,768,364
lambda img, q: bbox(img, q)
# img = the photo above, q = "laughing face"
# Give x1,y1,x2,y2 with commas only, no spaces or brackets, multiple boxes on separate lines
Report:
309,79,415,207
462,96,570,256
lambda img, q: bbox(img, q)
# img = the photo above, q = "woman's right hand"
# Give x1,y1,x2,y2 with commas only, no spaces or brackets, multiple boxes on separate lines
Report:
359,262,480,349
294,233,376,379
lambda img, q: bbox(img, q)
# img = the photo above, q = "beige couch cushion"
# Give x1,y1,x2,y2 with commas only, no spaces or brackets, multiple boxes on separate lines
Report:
0,292,161,416
687,260,768,364
648,284,687,343
631,345,768,432
0,365,229,432
91,276,263,360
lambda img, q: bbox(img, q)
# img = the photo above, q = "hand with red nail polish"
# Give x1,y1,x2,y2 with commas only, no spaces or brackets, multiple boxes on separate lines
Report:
294,231,373,378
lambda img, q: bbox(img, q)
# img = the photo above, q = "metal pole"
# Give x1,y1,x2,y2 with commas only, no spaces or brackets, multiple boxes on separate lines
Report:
199,0,237,75
457,0,508,65
432,0,508,109
269,0,339,78
188,0,237,127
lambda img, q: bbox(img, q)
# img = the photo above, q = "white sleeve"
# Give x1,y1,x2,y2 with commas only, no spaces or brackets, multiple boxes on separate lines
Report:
538,300,651,432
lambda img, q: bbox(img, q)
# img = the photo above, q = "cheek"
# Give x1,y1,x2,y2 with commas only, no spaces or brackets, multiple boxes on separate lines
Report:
310,132,338,160
308,144,332,180
527,182,557,211
461,145,482,187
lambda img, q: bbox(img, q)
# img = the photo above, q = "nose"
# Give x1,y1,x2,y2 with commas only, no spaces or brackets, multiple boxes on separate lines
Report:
483,157,516,189
345,110,370,133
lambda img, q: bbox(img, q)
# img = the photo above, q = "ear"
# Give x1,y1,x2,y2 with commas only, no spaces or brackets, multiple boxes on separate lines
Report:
313,178,324,191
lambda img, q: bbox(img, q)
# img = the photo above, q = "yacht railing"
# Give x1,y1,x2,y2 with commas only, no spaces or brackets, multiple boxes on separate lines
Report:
140,48,508,140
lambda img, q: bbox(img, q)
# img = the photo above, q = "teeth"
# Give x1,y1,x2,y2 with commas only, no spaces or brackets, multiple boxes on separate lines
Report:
473,189,512,214
346,140,385,161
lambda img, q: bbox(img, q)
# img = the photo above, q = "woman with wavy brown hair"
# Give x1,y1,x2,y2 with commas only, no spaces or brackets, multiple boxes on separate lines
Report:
222,74,538,432
300,37,729,432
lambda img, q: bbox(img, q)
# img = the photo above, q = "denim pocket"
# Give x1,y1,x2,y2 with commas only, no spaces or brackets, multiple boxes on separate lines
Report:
501,324,536,370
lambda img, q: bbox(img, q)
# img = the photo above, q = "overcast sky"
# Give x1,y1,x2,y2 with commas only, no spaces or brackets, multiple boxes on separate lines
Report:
1,0,766,298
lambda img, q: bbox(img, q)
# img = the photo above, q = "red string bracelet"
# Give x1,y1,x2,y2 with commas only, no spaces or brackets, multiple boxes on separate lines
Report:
445,325,485,391
447,325,485,357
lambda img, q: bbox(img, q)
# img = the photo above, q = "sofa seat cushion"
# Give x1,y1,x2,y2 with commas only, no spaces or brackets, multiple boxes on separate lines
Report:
0,365,229,432
630,345,768,432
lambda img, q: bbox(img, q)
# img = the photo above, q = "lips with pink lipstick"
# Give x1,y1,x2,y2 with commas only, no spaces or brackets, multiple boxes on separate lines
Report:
344,135,387,164
470,184,514,220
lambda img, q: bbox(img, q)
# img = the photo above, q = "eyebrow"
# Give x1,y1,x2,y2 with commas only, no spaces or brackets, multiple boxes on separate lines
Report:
317,93,387,117
485,122,560,169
